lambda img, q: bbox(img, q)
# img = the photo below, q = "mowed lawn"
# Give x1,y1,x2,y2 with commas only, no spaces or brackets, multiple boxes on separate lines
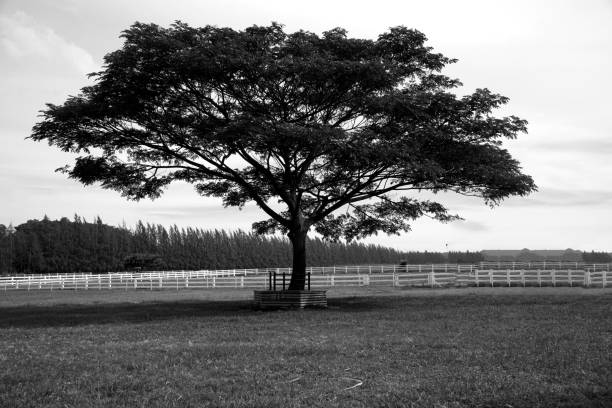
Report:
1,287,611,407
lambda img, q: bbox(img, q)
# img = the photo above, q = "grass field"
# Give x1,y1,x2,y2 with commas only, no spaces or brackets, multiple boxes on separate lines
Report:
1,287,611,407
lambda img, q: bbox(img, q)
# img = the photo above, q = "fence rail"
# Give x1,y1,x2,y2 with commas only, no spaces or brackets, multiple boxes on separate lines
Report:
0,264,478,281
1,267,610,291
3,262,609,282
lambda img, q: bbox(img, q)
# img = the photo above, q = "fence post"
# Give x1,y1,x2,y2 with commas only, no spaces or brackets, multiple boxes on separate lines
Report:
584,270,591,287
551,271,556,287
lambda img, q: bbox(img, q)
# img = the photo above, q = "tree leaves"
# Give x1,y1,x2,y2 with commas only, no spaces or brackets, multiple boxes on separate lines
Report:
313,197,461,241
30,21,536,244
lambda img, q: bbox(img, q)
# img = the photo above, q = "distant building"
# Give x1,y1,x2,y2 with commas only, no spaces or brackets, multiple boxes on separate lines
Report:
482,248,584,262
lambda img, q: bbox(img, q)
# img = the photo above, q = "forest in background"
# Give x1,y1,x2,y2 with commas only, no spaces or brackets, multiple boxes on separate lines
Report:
0,216,456,275
0,216,609,275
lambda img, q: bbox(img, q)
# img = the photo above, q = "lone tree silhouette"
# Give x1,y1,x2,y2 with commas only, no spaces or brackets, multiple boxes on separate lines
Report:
31,22,536,290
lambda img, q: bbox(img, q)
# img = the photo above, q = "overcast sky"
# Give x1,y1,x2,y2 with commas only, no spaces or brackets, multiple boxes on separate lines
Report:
1,0,611,252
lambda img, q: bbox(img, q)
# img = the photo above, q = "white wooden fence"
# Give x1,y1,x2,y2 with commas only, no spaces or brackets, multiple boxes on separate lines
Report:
0,265,610,291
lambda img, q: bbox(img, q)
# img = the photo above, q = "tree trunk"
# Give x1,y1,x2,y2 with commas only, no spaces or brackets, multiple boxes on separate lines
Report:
287,228,308,290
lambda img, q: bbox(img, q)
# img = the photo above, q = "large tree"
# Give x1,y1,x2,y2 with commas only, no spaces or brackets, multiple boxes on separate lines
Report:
31,22,536,290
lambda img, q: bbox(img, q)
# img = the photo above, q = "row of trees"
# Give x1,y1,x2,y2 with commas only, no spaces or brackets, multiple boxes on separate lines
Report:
2,217,609,275
0,216,451,275
576,251,612,263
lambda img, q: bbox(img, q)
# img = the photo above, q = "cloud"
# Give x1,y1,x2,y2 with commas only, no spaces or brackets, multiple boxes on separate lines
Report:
532,138,612,156
503,188,612,208
451,220,489,232
0,11,96,74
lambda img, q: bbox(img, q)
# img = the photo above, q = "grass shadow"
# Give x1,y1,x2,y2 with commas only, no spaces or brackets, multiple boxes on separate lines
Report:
0,295,393,329
327,296,394,312
5,290,607,329
0,299,256,329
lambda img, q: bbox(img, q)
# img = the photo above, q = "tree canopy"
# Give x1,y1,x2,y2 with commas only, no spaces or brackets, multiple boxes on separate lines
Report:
31,22,536,289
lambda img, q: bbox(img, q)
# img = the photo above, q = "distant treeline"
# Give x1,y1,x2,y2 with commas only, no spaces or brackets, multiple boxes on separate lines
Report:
482,248,612,263
0,216,449,275
0,216,609,275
